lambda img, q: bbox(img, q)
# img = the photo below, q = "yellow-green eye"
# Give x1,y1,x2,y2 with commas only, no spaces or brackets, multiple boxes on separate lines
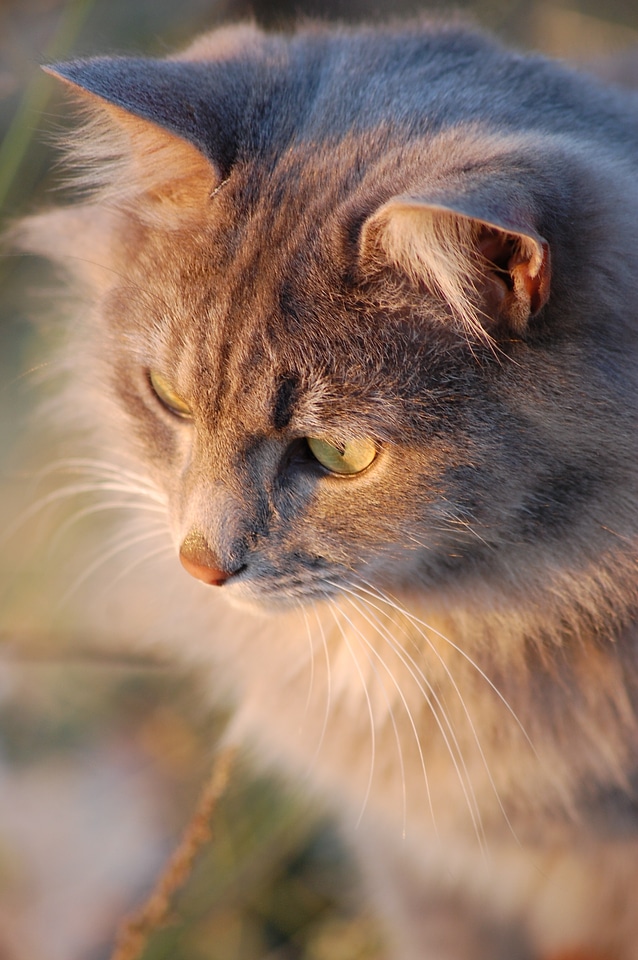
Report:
149,370,193,419
306,437,377,475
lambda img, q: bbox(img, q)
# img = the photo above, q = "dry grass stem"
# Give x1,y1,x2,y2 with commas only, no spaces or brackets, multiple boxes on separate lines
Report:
110,744,237,960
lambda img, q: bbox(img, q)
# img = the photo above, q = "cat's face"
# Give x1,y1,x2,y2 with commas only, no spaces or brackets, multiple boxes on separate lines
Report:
93,147,592,614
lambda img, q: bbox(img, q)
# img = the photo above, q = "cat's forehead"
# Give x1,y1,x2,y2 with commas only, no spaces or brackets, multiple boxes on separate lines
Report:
123,205,413,441
126,153,374,352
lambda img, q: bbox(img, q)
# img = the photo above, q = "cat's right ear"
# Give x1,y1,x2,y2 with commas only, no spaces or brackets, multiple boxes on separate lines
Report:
42,58,224,218
360,192,550,340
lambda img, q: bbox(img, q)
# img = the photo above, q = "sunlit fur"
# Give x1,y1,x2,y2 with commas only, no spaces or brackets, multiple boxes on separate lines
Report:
15,20,638,960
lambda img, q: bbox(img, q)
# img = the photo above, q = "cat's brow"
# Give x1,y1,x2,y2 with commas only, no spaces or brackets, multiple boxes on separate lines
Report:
272,375,299,431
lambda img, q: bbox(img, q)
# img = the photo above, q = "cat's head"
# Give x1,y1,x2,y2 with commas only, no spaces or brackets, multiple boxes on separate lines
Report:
17,23,638,618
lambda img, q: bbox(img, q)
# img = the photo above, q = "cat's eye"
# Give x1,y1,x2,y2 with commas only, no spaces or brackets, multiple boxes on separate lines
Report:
148,370,193,419
306,437,377,475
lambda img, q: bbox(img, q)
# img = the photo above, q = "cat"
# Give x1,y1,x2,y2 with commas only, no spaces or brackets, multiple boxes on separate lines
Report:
14,17,638,960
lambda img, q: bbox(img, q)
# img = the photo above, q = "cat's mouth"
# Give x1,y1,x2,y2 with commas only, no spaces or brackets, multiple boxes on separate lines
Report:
230,577,340,613
177,531,340,607
178,555,340,611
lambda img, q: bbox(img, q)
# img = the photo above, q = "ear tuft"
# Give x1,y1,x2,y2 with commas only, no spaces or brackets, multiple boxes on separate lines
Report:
361,194,551,339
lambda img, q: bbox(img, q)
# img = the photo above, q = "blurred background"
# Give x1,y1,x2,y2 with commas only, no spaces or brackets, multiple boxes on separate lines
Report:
2,1,638,958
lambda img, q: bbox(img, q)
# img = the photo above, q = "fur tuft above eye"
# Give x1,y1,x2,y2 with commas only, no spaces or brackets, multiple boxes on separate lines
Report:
148,370,193,419
306,437,377,475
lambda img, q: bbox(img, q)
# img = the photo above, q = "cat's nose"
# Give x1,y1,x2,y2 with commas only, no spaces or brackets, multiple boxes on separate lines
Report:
179,530,233,586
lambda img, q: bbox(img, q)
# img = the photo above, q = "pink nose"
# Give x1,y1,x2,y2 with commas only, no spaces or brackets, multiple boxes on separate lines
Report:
179,531,231,586
179,553,231,585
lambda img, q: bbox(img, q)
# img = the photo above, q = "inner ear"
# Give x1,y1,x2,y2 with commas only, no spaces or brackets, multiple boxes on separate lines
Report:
476,224,551,332
106,103,219,212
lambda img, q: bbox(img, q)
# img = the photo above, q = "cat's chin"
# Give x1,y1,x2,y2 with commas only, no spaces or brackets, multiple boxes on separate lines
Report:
222,591,304,616
219,578,335,615
226,596,291,615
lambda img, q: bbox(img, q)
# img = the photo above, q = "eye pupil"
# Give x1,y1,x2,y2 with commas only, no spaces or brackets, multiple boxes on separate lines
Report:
306,437,376,475
149,370,192,419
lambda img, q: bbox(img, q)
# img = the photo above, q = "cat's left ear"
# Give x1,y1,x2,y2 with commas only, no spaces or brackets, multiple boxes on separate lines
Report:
360,193,550,336
43,58,224,215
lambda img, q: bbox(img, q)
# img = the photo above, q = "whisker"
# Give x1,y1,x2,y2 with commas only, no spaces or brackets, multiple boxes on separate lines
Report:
106,537,174,589
443,514,493,549
29,459,166,516
48,499,167,554
57,526,171,609
6,360,54,387
300,604,316,718
2,479,165,547
305,602,333,769
335,596,412,840
356,578,536,757
36,456,162,491
348,579,520,847
337,591,438,839
327,600,376,829
336,583,485,846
